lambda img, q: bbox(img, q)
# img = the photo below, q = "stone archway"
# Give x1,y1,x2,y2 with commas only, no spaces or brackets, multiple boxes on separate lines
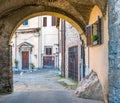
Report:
0,0,109,102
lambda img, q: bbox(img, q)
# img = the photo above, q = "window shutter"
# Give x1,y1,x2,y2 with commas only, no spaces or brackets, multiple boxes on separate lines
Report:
86,25,93,46
52,16,57,26
23,20,28,25
97,16,102,44
43,17,47,27
56,18,60,28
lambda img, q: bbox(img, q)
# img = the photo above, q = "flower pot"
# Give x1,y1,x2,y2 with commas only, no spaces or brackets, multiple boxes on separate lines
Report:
93,41,97,45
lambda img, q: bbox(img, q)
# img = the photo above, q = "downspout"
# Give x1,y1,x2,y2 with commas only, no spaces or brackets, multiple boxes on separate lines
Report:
56,18,60,70
63,20,66,77
38,16,40,69
15,32,17,60
61,19,66,77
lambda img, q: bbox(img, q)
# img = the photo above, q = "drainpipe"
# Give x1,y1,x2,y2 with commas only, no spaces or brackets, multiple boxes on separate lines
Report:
38,16,42,69
15,32,17,60
58,27,59,70
61,19,66,77
56,18,60,70
63,20,66,77
38,16,40,68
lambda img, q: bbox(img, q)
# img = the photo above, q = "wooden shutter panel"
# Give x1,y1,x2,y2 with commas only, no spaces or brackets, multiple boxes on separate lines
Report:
43,17,47,27
97,16,101,44
52,16,56,26
56,18,60,28
86,25,93,46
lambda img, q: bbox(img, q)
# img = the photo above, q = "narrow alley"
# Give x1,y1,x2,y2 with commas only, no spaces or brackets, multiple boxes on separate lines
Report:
0,69,103,103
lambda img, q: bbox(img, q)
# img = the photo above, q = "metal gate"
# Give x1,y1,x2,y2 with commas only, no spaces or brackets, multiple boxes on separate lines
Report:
68,46,78,81
43,56,54,68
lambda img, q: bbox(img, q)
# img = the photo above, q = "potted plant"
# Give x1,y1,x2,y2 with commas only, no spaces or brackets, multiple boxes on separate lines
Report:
14,59,18,69
30,63,35,71
92,35,98,45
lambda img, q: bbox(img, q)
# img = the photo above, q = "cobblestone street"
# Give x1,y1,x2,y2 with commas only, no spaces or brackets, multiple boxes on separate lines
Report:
0,69,103,103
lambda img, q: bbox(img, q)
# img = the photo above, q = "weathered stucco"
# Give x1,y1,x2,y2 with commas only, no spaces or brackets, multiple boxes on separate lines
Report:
87,5,108,103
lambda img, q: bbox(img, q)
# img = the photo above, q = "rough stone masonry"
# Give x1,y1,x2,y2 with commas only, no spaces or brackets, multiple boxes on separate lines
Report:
75,71,104,101
0,22,13,93
108,0,120,102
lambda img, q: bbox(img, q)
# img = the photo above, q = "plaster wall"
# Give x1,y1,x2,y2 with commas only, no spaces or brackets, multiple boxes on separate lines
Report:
39,16,59,68
11,16,59,69
11,30,40,69
85,6,108,102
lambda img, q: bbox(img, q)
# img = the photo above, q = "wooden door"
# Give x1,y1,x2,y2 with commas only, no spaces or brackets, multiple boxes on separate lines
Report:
68,46,78,81
22,52,29,70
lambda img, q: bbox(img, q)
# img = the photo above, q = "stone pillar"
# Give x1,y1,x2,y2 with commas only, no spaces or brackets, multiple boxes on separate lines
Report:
0,31,13,93
108,0,120,102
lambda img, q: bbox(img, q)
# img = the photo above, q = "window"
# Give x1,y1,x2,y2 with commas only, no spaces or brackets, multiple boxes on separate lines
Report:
46,48,52,55
51,16,57,26
43,17,47,27
86,16,102,46
23,20,28,25
86,25,93,46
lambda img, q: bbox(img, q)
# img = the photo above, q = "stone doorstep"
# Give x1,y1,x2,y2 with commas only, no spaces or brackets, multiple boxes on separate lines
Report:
57,78,76,86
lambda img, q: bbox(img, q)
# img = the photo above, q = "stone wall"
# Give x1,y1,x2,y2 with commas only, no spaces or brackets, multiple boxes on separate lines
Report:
0,22,13,93
108,0,120,102
87,5,109,103
65,21,82,81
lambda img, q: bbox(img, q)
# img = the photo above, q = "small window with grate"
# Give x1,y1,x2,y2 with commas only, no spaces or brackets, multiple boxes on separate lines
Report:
46,47,52,55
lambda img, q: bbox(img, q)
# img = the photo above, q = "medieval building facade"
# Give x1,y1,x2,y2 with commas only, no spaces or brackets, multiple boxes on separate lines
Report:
11,16,59,71
59,20,85,82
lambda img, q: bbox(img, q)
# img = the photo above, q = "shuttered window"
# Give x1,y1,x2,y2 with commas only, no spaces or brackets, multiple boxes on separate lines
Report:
43,17,47,27
51,16,57,26
86,16,102,46
97,17,102,44
86,25,93,46
23,20,28,25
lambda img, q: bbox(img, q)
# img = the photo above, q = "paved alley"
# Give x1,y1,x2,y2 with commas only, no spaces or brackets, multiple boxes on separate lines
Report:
0,69,103,103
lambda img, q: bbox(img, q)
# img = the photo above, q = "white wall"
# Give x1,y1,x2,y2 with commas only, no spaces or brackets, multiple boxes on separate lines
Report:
41,16,59,68
11,16,59,70
11,17,41,70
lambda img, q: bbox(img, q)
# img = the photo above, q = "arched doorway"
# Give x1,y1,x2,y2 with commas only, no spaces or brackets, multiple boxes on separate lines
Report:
0,1,108,103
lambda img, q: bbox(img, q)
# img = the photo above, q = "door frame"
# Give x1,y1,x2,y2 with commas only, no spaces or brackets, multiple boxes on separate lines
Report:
21,51,30,70
20,50,30,71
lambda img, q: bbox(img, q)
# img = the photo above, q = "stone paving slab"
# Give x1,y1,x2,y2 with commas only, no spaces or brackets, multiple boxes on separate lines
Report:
0,69,104,103
57,78,76,86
